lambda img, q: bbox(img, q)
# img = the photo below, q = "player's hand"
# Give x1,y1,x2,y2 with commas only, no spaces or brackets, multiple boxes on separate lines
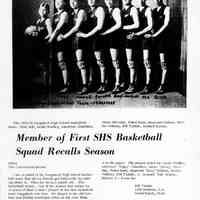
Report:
100,32,106,36
57,34,64,42
31,31,38,37
48,36,54,43
76,32,87,38
127,33,135,40
144,34,152,38
44,34,50,40
151,34,158,38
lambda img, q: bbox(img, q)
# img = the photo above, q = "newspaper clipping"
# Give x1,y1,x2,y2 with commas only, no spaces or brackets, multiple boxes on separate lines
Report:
0,0,200,200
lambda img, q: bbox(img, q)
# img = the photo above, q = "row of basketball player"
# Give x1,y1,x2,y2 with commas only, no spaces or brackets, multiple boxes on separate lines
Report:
25,0,170,95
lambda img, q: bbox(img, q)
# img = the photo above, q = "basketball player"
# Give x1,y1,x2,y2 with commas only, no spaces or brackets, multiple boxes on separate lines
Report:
129,0,153,94
77,0,107,94
101,0,122,93
122,0,139,93
57,0,89,94
48,0,70,93
151,0,170,94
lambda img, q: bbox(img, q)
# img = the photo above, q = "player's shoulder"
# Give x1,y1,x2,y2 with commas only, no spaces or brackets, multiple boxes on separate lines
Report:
95,6,105,13
112,7,121,14
130,6,137,12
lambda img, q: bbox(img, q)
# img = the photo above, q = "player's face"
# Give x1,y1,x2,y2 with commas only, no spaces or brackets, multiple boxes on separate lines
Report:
70,0,78,9
155,0,163,6
123,0,131,6
88,0,96,7
39,6,48,17
55,0,65,10
140,0,146,7
105,0,114,8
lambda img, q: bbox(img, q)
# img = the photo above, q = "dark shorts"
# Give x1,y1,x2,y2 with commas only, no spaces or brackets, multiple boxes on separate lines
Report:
53,39,72,53
141,37,152,50
105,32,121,49
123,34,140,50
73,36,88,50
152,34,167,53
91,35,106,51
32,38,49,64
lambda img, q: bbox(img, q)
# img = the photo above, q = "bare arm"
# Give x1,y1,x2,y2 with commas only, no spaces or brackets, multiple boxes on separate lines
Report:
63,10,86,39
49,11,68,42
101,8,121,35
123,7,139,30
152,7,170,37
77,7,105,38
45,18,53,39
135,7,152,36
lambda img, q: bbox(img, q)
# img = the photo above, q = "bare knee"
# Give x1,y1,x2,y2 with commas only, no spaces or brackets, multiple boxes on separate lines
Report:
161,62,167,70
127,60,135,69
112,60,120,69
58,60,67,70
77,60,86,70
143,59,151,69
97,59,105,69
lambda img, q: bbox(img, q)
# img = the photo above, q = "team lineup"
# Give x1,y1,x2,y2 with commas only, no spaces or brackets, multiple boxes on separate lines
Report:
25,0,170,95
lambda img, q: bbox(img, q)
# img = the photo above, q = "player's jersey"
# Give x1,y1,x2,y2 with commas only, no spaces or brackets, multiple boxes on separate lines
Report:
36,18,49,39
87,6,106,34
138,6,152,34
122,6,133,26
104,7,121,33
53,10,69,34
71,8,89,34
152,5,167,34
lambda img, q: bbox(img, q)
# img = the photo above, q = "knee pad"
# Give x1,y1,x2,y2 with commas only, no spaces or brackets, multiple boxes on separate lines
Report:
161,62,167,70
112,60,120,69
127,60,135,69
58,60,67,70
77,61,86,70
144,59,151,69
97,59,105,69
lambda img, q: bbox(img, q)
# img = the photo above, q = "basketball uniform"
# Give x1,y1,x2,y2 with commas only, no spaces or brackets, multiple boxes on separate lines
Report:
104,7,122,49
53,10,71,52
72,8,89,50
138,6,152,49
121,5,139,49
87,6,106,51
34,18,49,64
152,5,168,53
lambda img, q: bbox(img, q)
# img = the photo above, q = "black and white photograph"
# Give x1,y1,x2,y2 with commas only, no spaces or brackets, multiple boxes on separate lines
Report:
13,0,187,108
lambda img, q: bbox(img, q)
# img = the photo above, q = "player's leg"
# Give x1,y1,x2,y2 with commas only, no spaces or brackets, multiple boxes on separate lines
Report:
57,51,69,93
140,49,151,94
75,49,88,94
125,48,137,93
110,48,121,93
156,52,167,94
94,50,106,93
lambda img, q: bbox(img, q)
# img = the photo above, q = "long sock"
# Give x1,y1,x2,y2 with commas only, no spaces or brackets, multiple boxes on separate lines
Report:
115,68,120,86
100,67,105,84
80,68,87,85
146,68,151,85
62,69,68,86
161,69,167,85
130,68,136,84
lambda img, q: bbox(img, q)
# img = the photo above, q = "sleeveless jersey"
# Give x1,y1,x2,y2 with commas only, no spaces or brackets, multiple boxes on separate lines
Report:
122,5,138,34
72,8,89,33
87,6,106,34
152,5,167,34
53,10,69,34
138,6,152,34
36,18,49,39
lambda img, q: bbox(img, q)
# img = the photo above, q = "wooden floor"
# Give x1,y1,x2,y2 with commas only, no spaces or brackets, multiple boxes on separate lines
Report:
14,90,186,109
